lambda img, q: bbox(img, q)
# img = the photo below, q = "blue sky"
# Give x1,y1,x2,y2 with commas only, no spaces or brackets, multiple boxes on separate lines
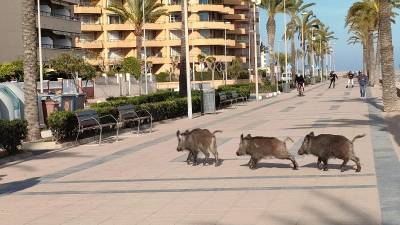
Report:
258,0,400,71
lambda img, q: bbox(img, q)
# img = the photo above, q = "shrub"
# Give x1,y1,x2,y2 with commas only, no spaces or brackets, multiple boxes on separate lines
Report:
99,91,181,108
48,96,201,141
0,119,27,154
155,72,170,82
47,111,77,141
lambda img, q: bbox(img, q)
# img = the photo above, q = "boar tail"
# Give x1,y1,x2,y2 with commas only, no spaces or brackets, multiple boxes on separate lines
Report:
351,134,366,143
213,130,223,135
284,137,294,144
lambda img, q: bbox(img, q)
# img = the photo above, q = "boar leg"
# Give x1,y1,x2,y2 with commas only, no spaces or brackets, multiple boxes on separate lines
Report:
192,152,199,166
212,151,219,166
203,151,210,165
322,158,329,171
317,157,324,170
351,156,361,172
186,151,193,165
340,159,349,172
288,156,299,170
250,157,259,170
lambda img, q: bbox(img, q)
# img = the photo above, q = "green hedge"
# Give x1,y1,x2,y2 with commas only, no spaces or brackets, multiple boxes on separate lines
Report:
98,90,181,108
0,119,27,154
48,96,201,141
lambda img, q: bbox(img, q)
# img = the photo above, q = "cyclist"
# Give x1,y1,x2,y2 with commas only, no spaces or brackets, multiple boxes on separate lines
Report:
295,74,305,96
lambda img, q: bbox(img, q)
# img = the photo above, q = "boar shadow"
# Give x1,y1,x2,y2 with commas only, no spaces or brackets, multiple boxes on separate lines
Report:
302,162,355,171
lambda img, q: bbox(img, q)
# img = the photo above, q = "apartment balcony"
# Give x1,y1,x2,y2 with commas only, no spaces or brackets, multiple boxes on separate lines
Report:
105,40,136,48
143,23,165,30
145,39,180,47
190,4,234,14
223,0,241,5
41,45,81,61
191,21,234,30
74,5,102,14
227,28,246,34
61,0,80,5
38,12,81,34
232,42,247,48
166,4,181,12
103,24,134,31
81,24,103,31
191,38,235,47
147,56,168,64
76,40,103,49
224,13,246,20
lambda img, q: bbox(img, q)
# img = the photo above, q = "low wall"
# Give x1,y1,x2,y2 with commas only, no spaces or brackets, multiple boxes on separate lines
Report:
156,79,249,90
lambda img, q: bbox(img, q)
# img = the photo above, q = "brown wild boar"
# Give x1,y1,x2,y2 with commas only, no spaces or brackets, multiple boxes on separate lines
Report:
236,134,298,170
298,132,365,172
176,129,222,166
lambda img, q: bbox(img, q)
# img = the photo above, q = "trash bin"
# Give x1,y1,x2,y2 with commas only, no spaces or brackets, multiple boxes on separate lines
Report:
282,83,290,93
202,88,216,114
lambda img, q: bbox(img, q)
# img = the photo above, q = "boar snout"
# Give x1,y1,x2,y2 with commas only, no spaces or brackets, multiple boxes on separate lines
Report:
236,151,244,156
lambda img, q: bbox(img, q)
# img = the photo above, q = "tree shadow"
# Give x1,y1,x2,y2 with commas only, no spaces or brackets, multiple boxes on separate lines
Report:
302,162,355,171
268,189,379,225
240,162,295,170
0,177,41,195
383,114,400,147
287,117,372,129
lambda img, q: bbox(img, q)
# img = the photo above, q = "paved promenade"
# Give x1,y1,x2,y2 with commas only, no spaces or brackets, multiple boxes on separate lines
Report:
0,80,399,225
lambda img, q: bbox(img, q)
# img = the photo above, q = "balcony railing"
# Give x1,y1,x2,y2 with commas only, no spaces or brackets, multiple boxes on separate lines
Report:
40,11,79,22
199,0,223,4
79,1,98,6
41,44,81,50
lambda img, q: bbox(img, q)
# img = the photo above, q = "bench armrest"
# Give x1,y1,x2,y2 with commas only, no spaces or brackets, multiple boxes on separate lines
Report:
135,109,152,119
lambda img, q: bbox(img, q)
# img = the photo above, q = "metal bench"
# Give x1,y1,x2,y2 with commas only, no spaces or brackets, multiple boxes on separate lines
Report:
75,109,119,145
218,92,235,109
231,91,247,103
117,104,153,134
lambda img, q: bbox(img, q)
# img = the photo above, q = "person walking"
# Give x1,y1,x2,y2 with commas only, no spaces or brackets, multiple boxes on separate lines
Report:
328,71,339,88
358,71,368,99
346,71,354,88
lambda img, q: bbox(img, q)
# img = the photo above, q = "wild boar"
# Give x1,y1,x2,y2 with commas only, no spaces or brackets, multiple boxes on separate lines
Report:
298,132,365,172
176,129,222,166
236,134,298,170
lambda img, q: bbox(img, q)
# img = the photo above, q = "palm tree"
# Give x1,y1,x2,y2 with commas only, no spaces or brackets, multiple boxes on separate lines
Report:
22,0,41,141
346,0,378,86
314,24,335,79
107,0,166,60
260,0,284,84
205,56,217,87
378,0,399,111
285,0,315,76
107,0,166,95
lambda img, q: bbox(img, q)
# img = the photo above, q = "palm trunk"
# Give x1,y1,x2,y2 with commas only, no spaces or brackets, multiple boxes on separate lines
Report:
290,37,296,76
362,43,368,75
178,0,188,96
365,41,371,79
211,69,215,88
22,0,41,141
321,55,325,78
375,29,382,84
267,15,276,84
379,0,399,111
368,31,376,87
136,34,143,95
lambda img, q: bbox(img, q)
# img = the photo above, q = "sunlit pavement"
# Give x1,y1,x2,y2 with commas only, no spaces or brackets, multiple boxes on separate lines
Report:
0,79,399,225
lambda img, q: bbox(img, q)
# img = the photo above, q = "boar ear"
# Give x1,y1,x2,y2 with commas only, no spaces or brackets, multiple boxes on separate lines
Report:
176,130,181,137
246,134,251,138
309,132,315,137
240,134,243,140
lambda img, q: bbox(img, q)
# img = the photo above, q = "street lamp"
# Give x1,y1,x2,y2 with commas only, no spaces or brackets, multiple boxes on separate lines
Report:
37,0,44,94
142,0,148,94
183,0,192,119
224,21,230,86
301,12,307,79
283,0,288,83
251,0,260,101
191,22,195,82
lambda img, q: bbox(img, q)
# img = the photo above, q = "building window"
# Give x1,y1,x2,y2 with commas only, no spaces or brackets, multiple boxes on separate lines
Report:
80,32,95,42
108,31,123,41
108,15,122,24
109,49,124,59
199,12,209,21
169,13,182,22
200,46,211,55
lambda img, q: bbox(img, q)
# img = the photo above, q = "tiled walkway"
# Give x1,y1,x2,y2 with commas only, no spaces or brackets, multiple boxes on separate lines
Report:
0,80,399,225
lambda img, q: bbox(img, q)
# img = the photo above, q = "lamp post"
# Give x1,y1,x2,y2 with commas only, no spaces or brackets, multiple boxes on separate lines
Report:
183,0,192,119
142,0,148,94
224,21,230,86
251,0,260,101
283,0,288,83
191,23,195,82
301,12,307,79
37,0,44,94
